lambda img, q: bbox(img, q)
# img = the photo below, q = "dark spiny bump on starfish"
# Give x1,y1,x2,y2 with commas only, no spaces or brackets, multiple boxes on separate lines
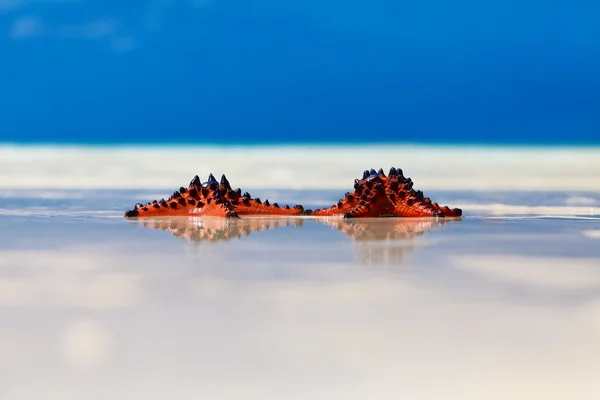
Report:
293,205,304,212
354,181,362,193
227,189,240,200
124,209,138,218
207,173,218,184
201,187,209,197
207,183,217,191
196,200,205,208
264,199,270,206
188,198,196,205
404,181,413,190
242,198,250,206
179,187,187,194
230,198,239,205
235,188,242,196
152,199,157,203
273,202,280,208
173,191,181,199
190,175,201,187
337,200,343,208
389,167,397,176
344,212,355,219
243,192,251,199
433,202,439,209
215,197,225,204
389,193,397,202
187,188,197,199
207,198,212,204
226,210,239,219
142,207,148,211
408,189,416,196
254,197,262,204
303,209,313,215
152,203,160,209
160,199,167,207
396,168,403,176
347,194,354,201
406,198,414,206
177,198,186,206
358,200,366,206
453,208,463,216
435,209,445,217
169,202,178,209
134,203,143,209
414,190,424,200
365,179,373,189
284,205,290,209
389,180,399,191
220,174,231,189
397,191,406,199
378,168,385,176
369,195,377,203
360,192,369,201
369,168,377,175
362,170,370,179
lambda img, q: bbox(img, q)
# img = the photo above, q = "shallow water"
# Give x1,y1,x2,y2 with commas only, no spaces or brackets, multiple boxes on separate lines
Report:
1,189,600,399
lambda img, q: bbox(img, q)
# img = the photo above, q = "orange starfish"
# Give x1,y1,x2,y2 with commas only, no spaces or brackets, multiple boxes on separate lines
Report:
124,167,462,219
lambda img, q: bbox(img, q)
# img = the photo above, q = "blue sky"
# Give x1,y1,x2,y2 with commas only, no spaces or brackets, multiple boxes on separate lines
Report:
1,0,599,144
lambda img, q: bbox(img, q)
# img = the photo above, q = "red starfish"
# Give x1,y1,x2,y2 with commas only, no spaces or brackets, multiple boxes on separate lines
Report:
124,167,462,219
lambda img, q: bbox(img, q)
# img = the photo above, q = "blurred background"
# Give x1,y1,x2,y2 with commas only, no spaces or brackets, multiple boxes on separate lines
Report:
1,0,599,146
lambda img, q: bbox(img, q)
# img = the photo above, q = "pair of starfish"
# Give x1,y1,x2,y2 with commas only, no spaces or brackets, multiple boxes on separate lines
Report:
124,167,462,219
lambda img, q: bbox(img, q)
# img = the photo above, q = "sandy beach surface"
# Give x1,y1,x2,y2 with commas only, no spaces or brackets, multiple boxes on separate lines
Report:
1,145,600,399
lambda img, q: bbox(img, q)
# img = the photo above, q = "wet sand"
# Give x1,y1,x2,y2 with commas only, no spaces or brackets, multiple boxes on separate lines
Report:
1,186,600,400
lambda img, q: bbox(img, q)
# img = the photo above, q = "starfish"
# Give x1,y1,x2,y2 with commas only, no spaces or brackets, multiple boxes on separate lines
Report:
124,167,462,219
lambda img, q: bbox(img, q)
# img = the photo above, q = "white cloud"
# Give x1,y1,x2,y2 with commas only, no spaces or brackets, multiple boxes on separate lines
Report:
9,15,43,39
56,18,117,39
8,16,134,51
0,0,27,13
0,0,79,13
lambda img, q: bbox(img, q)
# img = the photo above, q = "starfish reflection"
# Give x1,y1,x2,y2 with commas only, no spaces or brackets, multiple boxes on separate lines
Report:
134,217,453,267
138,217,305,243
324,218,450,268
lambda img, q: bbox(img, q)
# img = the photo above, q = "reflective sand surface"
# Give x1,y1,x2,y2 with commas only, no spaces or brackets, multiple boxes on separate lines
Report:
1,189,600,399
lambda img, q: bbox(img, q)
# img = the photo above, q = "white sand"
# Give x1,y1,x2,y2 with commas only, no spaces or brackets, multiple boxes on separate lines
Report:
1,144,599,191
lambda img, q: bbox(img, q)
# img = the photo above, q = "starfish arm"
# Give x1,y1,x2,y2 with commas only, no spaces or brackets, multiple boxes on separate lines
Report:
234,198,304,216
125,174,239,218
382,168,462,217
310,193,359,216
